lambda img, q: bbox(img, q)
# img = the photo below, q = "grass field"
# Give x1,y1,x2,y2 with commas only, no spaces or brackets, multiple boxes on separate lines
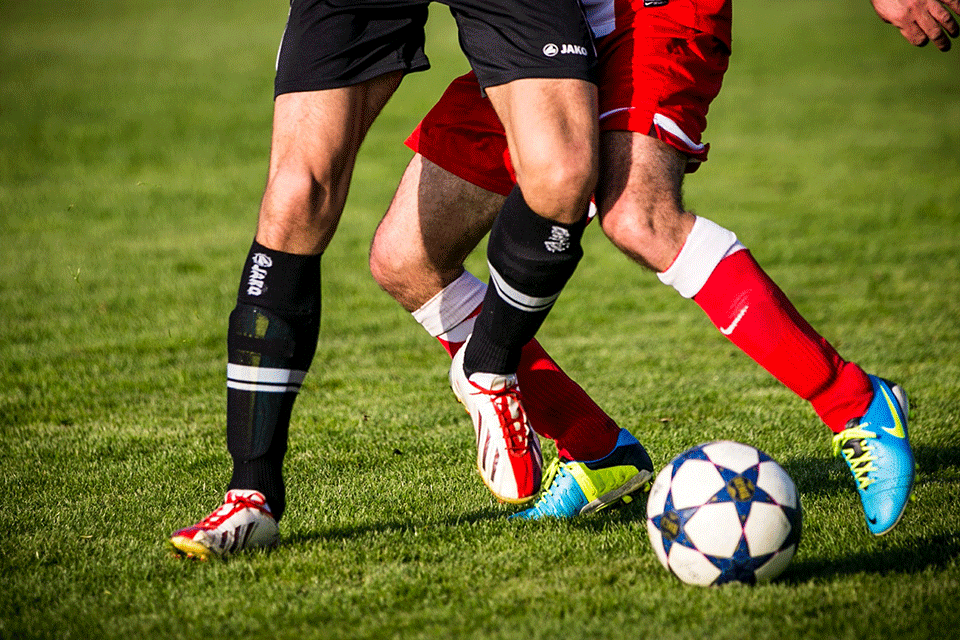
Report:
2,0,959,638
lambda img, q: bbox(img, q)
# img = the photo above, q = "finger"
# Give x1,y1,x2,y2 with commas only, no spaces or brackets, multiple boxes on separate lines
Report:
930,1,960,37
918,10,953,50
900,22,932,46
942,0,960,16
928,27,952,50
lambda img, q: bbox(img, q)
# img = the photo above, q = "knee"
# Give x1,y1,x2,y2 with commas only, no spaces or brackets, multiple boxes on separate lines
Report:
368,227,405,296
368,218,441,312
599,198,692,272
513,145,598,222
258,166,342,254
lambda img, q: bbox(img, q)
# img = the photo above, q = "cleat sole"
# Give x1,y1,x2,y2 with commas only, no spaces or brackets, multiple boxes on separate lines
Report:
169,536,217,561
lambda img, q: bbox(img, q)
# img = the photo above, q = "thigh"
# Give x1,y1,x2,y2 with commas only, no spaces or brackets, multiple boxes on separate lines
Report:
275,0,430,96
259,74,403,254
407,69,599,223
485,76,598,222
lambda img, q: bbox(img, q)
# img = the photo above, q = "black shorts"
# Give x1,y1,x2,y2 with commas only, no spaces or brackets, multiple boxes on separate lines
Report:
275,0,596,97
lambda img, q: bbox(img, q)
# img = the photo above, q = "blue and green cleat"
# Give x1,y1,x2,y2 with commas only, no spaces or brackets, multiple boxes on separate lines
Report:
832,375,915,536
510,429,654,519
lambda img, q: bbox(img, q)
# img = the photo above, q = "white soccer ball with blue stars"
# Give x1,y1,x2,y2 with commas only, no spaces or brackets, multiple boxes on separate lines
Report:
646,440,802,586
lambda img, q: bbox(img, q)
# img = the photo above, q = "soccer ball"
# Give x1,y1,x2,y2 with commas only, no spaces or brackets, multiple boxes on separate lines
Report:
645,440,802,586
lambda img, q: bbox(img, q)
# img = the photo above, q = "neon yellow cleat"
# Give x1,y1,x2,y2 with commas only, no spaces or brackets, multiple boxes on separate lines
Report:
511,429,653,519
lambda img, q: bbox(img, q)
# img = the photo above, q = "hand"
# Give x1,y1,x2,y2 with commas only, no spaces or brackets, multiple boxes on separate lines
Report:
871,0,960,50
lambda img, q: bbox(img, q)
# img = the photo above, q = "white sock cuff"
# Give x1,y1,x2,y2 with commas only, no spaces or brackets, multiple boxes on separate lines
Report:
411,271,487,338
657,216,744,298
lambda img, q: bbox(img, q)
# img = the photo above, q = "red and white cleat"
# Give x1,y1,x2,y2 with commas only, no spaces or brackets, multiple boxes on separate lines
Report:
169,489,279,560
450,338,542,504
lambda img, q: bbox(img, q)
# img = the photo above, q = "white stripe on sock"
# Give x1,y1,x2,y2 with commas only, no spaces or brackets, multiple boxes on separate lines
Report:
488,263,560,313
227,364,306,393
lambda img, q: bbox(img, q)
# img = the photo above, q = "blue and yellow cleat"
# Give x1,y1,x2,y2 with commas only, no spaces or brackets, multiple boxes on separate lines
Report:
511,429,654,520
832,375,914,536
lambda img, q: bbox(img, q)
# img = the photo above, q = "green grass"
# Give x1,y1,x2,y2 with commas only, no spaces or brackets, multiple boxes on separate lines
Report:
2,0,959,638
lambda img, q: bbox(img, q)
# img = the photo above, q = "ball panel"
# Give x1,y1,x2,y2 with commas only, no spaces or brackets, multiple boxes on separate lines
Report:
667,543,722,587
670,460,725,509
753,544,797,583
646,518,670,572
756,460,799,508
646,465,674,517
743,502,792,556
702,440,760,473
685,502,743,557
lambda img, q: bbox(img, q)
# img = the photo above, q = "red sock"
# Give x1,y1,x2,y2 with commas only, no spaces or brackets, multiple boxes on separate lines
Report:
441,315,620,461
515,340,621,461
692,250,872,432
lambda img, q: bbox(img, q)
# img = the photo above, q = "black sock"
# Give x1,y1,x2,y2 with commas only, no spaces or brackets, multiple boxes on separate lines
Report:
225,240,321,521
464,186,585,376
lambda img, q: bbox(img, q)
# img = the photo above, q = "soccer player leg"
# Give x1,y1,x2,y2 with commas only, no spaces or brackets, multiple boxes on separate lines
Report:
372,149,619,503
170,243,324,560
171,2,432,557
447,186,587,503
684,218,914,534
460,186,587,378
485,77,598,227
593,10,914,532
371,146,625,465
226,243,322,523
370,153,501,315
452,0,599,373
236,83,403,510
474,82,597,402
170,76,405,558
466,71,599,376
601,135,912,535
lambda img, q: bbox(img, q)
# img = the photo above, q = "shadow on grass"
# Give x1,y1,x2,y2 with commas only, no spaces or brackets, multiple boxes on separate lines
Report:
282,505,506,547
281,500,652,551
783,531,960,583
277,444,958,581
778,443,959,498
773,443,960,583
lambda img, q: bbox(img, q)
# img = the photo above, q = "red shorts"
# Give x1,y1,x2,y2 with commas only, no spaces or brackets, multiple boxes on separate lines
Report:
406,0,731,196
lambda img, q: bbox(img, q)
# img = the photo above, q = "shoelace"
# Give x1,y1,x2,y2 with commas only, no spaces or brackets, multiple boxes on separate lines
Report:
195,495,264,530
832,427,877,490
540,459,563,496
470,379,530,456
533,459,573,504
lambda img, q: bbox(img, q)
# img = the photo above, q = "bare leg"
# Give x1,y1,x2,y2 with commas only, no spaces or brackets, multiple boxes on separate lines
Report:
371,154,503,312
169,72,408,558
259,73,404,255
486,78,598,224
596,131,693,271
463,78,599,378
